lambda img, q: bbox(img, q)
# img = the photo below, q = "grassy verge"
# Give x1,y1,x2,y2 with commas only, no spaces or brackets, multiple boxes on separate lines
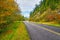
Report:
36,22,60,28
44,23,60,28
0,22,30,40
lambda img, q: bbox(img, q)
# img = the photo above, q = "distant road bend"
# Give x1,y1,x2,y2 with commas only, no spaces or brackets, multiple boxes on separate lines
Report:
24,21,60,40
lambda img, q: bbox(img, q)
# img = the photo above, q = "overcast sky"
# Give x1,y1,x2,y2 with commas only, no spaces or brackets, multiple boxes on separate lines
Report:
15,0,41,17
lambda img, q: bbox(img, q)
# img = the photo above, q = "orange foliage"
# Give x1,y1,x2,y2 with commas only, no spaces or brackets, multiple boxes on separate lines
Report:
0,0,20,24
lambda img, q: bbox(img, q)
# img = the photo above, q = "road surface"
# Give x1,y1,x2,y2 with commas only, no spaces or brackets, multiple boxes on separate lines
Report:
24,21,60,40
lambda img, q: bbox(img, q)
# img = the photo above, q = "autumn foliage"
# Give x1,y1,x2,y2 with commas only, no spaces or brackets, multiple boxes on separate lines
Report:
0,0,24,32
30,0,60,23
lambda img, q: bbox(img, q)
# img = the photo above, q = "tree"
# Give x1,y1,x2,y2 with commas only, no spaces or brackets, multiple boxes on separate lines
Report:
0,0,24,33
29,0,60,23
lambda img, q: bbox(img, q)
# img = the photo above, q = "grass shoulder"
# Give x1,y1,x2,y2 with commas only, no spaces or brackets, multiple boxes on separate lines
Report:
0,21,30,40
36,22,60,28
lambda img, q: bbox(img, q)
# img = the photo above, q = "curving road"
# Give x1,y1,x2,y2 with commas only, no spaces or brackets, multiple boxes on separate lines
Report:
24,21,60,40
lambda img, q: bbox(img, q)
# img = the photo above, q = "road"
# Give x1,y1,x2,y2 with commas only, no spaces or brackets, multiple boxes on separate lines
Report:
24,21,60,40
35,23,60,33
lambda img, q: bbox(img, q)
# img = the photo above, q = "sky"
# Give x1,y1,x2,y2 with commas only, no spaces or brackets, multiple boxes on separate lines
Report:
15,0,41,18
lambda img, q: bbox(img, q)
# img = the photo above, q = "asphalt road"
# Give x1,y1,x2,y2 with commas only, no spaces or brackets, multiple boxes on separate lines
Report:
34,23,60,33
24,21,60,40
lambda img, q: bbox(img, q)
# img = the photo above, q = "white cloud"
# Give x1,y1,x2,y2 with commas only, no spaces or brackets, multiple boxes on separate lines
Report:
15,0,41,17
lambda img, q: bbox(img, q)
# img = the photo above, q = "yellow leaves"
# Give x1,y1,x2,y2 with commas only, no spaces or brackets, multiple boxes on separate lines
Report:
0,12,12,17
0,0,22,24
0,14,5,17
0,21,6,24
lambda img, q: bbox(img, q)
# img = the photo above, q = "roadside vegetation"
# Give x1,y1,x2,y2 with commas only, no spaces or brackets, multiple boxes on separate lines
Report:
0,0,25,33
29,0,60,27
36,22,60,28
0,0,30,40
0,22,30,40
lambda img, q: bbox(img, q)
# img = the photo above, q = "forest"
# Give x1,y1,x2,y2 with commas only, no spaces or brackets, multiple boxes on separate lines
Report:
0,0,25,33
0,0,30,40
30,0,60,24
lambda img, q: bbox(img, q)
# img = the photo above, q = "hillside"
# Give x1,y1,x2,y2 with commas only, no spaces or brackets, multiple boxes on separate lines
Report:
30,0,60,24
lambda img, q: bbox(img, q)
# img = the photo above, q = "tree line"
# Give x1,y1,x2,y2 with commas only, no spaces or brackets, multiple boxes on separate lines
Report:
30,0,60,23
0,0,25,33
